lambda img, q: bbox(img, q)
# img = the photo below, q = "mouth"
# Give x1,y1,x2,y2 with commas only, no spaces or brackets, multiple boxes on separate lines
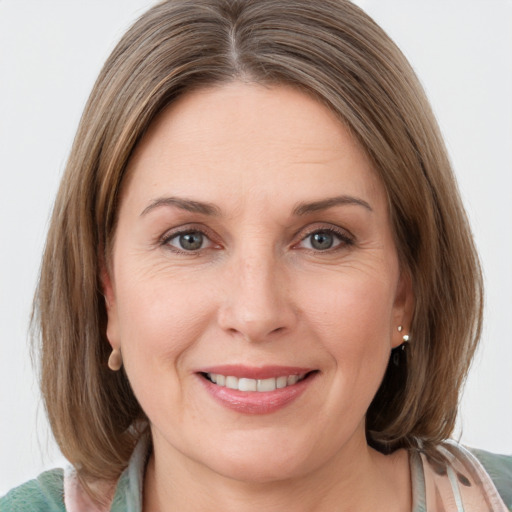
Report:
201,371,313,392
197,367,318,414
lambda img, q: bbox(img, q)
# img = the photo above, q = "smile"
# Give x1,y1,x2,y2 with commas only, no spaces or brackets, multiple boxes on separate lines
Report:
204,373,307,392
197,366,318,414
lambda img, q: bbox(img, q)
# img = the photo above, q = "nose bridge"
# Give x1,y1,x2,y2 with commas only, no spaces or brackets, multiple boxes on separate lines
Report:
218,241,295,341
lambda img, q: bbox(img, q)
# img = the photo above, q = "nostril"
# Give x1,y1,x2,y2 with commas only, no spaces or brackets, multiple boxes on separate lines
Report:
217,290,296,342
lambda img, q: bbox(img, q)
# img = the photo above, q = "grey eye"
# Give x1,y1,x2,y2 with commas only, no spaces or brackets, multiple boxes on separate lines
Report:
164,228,216,253
178,232,204,251
297,228,351,252
310,231,335,250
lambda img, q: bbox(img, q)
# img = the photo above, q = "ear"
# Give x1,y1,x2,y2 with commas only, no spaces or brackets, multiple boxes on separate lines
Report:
100,263,120,350
391,269,414,348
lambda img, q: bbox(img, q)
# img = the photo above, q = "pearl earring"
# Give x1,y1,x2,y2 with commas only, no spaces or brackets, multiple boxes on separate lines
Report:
397,325,410,343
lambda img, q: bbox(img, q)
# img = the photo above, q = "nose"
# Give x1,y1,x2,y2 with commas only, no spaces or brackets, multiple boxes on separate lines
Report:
217,250,297,343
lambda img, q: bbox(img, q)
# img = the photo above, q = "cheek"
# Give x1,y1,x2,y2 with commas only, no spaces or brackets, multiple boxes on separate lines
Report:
111,270,218,420
301,269,396,342
113,268,215,369
300,271,395,389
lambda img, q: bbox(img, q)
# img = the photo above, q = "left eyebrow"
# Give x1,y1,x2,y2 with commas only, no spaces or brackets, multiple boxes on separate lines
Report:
293,195,373,216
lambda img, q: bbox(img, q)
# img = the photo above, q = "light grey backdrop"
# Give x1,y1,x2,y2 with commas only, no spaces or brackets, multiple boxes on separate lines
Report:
1,0,511,495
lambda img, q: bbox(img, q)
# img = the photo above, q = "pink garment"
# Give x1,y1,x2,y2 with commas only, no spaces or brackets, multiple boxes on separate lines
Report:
411,441,508,511
64,467,116,512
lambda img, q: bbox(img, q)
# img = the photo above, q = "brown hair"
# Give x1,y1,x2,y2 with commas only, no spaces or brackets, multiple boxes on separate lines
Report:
34,0,482,489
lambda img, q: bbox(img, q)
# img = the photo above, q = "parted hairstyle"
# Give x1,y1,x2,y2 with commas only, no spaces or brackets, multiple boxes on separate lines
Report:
34,0,483,488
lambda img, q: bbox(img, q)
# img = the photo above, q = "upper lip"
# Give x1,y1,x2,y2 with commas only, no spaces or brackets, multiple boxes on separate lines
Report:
197,365,316,379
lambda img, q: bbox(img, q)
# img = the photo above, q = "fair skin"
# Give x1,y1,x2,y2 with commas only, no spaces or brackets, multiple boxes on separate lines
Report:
104,82,413,512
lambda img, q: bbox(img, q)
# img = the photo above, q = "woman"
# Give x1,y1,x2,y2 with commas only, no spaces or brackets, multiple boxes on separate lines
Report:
2,0,511,510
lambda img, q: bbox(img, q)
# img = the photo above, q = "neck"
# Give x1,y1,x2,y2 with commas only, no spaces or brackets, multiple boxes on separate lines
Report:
143,434,411,512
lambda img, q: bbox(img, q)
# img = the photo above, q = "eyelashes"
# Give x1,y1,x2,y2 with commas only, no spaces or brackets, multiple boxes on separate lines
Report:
160,224,354,255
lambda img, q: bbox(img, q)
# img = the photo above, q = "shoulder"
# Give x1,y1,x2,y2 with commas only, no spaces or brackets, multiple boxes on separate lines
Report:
469,446,512,509
0,468,65,512
442,441,512,510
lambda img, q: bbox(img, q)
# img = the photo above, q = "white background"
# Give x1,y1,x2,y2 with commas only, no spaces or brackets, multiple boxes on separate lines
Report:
1,0,511,495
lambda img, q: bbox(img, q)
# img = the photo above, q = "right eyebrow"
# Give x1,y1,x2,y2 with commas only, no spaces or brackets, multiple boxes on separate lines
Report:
140,197,221,217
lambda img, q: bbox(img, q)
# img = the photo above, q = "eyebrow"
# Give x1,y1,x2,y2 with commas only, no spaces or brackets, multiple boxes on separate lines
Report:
140,197,221,217
140,194,372,218
293,195,373,215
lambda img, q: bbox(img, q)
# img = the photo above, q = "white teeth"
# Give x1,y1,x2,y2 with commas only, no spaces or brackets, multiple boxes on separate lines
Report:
287,375,299,386
276,376,288,389
225,376,238,389
238,378,257,392
206,373,307,392
257,378,276,392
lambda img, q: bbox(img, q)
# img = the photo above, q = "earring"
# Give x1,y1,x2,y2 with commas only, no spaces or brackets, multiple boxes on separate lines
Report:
397,326,410,343
108,348,123,371
393,326,410,366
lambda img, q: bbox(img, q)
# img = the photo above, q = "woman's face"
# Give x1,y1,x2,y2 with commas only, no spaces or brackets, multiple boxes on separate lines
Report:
104,83,412,482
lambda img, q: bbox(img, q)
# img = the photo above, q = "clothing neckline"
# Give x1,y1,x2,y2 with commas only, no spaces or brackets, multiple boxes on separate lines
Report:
83,436,506,512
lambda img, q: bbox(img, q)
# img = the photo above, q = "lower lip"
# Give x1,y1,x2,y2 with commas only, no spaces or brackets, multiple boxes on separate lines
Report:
198,373,316,415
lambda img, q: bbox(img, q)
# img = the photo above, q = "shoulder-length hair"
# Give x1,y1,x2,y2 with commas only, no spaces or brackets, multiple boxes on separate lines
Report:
34,0,482,488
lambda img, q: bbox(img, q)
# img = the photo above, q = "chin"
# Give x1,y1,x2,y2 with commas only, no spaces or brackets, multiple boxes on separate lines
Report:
207,453,310,484
188,430,326,484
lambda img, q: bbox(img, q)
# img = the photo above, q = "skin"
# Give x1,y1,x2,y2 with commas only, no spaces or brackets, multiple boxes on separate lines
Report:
104,83,414,511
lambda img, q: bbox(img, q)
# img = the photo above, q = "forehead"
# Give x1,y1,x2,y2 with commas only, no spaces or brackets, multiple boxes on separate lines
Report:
122,82,385,214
